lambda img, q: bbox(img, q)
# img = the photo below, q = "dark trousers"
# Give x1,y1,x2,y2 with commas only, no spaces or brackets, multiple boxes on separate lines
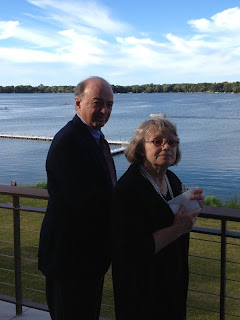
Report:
46,275,104,320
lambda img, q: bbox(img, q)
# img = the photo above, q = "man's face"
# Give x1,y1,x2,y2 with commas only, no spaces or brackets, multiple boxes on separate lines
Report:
75,79,114,130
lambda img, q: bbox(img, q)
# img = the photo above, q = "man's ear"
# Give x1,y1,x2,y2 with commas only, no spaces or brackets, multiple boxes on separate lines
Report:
75,97,81,109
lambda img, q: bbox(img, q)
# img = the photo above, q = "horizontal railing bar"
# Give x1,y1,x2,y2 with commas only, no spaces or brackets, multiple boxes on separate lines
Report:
20,228,40,233
193,226,240,239
224,313,240,319
1,186,240,223
226,260,240,265
17,206,46,214
0,267,14,273
193,226,222,236
103,288,113,292
0,203,46,214
199,206,240,222
191,236,221,243
19,243,38,248
226,231,240,239
189,254,220,262
190,272,240,282
191,236,240,247
189,288,220,297
0,185,49,199
190,271,219,279
225,295,240,301
187,305,219,314
0,254,42,263
191,238,221,245
227,241,240,246
24,287,45,294
226,278,240,283
0,203,13,210
0,205,46,214
23,282,113,291
0,253,14,259
0,239,13,244
0,282,14,287
21,272,44,279
101,303,114,308
0,226,12,230
190,255,240,266
21,257,38,263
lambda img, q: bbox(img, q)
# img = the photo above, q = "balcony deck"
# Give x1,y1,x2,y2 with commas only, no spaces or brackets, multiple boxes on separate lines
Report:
0,183,240,320
0,300,109,320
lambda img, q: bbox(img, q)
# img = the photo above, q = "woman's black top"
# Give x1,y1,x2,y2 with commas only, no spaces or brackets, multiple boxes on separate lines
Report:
111,164,189,320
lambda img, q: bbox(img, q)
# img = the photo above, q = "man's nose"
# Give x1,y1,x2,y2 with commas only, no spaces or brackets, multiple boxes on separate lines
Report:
101,103,109,114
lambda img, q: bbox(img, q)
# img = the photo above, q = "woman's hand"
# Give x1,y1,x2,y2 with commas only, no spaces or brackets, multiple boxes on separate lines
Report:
153,205,201,254
173,204,201,235
190,188,204,209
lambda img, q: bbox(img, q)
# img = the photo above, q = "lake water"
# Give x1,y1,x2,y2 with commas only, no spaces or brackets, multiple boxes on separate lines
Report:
0,92,240,201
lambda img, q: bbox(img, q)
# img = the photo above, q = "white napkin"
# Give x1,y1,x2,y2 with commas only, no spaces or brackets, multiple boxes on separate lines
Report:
168,190,200,214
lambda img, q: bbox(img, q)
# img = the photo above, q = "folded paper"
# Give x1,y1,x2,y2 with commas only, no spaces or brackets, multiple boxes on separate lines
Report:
168,190,200,214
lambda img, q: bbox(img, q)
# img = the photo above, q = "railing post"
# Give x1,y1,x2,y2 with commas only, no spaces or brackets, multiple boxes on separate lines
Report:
11,180,23,315
220,219,226,320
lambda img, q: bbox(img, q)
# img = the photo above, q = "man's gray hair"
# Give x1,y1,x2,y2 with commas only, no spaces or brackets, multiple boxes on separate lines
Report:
74,76,111,98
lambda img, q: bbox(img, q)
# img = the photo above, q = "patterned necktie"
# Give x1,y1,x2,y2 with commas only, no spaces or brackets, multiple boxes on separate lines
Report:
100,135,117,187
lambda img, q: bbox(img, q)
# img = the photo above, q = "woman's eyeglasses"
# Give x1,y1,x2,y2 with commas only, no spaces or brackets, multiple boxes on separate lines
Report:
145,138,179,148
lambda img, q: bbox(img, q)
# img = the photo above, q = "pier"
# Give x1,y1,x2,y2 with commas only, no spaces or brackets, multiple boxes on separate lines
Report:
0,134,129,154
0,133,53,141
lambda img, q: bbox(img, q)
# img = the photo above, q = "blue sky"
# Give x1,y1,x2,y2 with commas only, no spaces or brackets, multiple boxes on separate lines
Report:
1,0,240,86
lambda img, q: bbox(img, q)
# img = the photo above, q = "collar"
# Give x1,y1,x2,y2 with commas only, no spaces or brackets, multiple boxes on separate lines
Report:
77,114,101,142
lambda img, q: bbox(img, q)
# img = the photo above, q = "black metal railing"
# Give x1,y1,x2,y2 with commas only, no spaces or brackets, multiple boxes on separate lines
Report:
0,183,240,319
189,206,240,319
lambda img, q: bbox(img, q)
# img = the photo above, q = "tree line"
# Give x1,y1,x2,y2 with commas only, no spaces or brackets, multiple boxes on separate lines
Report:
0,81,240,94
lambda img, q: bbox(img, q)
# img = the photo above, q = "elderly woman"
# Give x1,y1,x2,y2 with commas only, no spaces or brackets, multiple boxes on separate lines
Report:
111,117,204,320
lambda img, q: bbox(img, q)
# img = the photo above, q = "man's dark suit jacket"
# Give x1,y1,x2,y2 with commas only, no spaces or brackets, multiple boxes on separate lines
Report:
38,115,113,278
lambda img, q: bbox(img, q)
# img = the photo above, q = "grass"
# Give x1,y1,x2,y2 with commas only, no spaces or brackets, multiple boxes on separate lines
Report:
0,190,240,319
204,195,240,209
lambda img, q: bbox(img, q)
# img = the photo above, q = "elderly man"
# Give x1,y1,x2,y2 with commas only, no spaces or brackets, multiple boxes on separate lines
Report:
38,77,116,319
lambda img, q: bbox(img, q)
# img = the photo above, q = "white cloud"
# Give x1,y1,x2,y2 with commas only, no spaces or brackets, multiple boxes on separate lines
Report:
58,29,109,65
188,7,240,33
27,0,130,35
0,20,59,47
117,37,162,46
0,21,19,40
1,3,240,84
0,28,109,65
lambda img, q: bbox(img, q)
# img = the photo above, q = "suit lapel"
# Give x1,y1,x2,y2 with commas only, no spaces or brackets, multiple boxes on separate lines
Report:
72,115,113,183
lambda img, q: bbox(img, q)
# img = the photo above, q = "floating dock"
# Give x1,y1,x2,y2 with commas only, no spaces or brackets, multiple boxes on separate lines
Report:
0,133,53,141
0,134,129,155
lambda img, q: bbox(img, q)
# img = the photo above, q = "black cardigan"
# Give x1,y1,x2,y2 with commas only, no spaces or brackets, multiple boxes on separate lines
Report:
111,164,189,320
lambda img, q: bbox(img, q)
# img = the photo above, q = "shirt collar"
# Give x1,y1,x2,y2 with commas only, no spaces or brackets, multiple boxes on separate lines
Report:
77,114,102,142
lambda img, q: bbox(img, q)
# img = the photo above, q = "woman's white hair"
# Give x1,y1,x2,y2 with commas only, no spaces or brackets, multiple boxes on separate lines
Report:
125,117,181,166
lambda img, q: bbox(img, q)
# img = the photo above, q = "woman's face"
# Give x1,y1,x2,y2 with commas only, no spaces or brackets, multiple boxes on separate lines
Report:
143,131,177,171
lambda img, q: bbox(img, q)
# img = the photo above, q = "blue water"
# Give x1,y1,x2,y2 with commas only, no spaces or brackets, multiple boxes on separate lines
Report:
0,92,240,201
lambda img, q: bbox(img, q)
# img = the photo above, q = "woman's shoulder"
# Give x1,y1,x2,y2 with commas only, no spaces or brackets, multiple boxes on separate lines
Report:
115,164,144,191
116,164,139,183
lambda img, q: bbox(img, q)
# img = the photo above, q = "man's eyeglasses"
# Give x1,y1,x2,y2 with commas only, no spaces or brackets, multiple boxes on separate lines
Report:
145,138,179,148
